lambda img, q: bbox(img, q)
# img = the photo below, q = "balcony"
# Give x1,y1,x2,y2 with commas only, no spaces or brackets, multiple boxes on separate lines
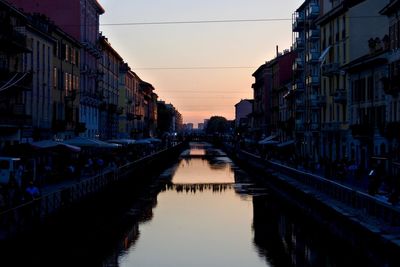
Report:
296,120,305,131
306,75,320,86
292,58,304,73
296,99,305,111
321,63,340,77
310,123,320,131
294,37,305,50
308,29,320,40
322,121,342,131
81,41,102,59
292,80,305,92
306,3,320,19
306,49,319,63
0,26,29,53
310,94,318,107
333,89,347,103
293,14,305,32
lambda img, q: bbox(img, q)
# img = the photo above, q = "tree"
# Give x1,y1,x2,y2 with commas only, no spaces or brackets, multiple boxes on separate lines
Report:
205,116,229,134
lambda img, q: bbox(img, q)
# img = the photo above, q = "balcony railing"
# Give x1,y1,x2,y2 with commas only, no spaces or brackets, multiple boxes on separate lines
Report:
296,120,305,131
293,14,305,32
321,63,340,76
306,3,320,19
294,37,305,50
308,29,320,40
0,26,29,53
322,122,342,131
292,58,304,72
292,80,305,92
333,89,347,103
306,50,319,63
310,123,320,131
306,75,320,86
296,99,305,110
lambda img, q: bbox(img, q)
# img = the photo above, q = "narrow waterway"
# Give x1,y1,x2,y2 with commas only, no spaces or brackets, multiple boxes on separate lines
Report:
0,142,394,266
102,142,380,267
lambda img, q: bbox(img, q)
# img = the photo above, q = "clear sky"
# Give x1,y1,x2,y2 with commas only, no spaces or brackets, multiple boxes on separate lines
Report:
98,0,304,125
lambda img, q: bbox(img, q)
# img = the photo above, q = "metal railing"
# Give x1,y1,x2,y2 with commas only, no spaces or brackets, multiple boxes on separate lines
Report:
230,146,400,227
0,142,184,240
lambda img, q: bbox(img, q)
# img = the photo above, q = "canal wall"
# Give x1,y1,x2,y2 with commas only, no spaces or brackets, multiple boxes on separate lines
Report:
0,142,186,241
223,144,400,265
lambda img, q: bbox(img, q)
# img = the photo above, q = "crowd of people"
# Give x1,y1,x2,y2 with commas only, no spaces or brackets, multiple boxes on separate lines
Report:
233,138,400,205
0,141,167,212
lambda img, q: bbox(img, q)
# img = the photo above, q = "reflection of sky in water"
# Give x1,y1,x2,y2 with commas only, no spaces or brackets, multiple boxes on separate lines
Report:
189,148,206,156
118,189,269,267
118,145,270,267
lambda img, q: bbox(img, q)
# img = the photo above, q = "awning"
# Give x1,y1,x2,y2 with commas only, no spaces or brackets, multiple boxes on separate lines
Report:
258,135,277,145
108,139,136,145
277,140,295,148
63,137,120,148
260,140,280,146
30,140,81,152
143,137,162,143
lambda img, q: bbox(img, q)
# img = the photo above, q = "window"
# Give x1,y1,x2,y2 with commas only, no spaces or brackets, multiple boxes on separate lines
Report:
53,67,57,88
71,48,76,65
64,72,69,91
54,41,59,57
65,44,69,62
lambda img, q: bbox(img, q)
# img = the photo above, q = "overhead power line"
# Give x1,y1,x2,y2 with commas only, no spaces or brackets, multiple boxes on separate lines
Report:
100,18,291,26
135,66,256,70
100,16,383,26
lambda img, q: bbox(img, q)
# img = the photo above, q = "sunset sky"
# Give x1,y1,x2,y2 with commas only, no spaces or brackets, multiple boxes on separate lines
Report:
98,0,304,125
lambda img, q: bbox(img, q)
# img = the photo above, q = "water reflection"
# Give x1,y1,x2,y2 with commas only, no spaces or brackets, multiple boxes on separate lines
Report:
115,143,270,267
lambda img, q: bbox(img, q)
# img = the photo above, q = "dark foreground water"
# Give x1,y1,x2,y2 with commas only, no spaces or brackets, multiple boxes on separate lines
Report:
0,142,397,266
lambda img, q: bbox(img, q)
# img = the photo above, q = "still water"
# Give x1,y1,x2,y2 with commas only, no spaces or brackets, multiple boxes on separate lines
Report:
104,142,382,267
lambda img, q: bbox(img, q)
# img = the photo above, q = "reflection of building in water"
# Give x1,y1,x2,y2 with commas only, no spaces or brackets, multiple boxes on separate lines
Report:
103,223,140,267
166,183,234,194
252,195,375,267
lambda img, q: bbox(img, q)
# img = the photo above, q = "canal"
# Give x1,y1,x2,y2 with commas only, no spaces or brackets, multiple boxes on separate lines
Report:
0,142,395,266
101,142,381,267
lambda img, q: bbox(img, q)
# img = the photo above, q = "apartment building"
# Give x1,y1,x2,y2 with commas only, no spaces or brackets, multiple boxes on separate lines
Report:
292,0,322,162
98,35,123,140
9,0,106,138
316,0,389,162
0,1,32,148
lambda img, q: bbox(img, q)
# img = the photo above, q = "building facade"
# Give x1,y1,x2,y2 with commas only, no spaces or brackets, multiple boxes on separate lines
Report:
9,0,106,138
316,0,389,163
98,35,122,140
235,99,253,129
292,0,322,162
0,1,32,148
380,0,400,176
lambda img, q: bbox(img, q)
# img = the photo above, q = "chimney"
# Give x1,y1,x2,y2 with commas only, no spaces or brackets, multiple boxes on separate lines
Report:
276,45,279,57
